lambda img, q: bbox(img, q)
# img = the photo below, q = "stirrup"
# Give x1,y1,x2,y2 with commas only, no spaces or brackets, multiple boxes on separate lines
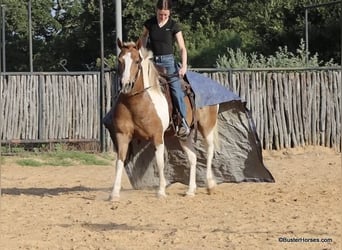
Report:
177,118,190,139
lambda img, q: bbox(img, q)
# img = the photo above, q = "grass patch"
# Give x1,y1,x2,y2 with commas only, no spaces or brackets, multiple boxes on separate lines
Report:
44,150,111,166
8,150,113,167
16,159,45,167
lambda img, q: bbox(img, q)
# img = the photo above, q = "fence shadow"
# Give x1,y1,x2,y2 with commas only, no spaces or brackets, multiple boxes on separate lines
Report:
1,186,109,197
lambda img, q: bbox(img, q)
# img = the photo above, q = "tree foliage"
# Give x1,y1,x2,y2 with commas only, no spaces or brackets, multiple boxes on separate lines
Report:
0,0,340,71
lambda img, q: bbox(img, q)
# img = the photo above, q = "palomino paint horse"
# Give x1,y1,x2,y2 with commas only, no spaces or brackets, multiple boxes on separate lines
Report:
108,38,219,200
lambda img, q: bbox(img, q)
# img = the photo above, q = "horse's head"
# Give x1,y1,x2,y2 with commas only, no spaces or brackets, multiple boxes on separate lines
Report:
117,38,143,94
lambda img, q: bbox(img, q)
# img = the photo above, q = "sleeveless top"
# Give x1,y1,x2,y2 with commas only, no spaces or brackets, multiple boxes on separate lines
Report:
144,16,181,56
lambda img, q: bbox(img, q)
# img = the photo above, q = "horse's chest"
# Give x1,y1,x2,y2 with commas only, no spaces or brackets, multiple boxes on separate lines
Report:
117,92,169,135
146,90,169,129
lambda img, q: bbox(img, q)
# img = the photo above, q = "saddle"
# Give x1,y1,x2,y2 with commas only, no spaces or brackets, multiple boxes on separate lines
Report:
155,65,197,138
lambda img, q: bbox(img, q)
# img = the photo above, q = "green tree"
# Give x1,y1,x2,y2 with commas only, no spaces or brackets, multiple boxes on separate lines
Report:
0,0,340,71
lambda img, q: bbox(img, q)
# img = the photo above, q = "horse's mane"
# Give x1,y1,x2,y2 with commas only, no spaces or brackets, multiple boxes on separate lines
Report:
139,47,163,93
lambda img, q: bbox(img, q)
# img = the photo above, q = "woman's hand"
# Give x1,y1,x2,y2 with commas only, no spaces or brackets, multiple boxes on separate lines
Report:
179,65,187,78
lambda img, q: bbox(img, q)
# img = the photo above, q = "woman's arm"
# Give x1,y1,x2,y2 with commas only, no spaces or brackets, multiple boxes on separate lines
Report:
175,31,187,78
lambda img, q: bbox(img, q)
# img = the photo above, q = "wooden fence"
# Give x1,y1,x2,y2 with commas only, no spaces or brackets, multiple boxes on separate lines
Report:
0,68,341,152
200,68,341,151
0,72,101,145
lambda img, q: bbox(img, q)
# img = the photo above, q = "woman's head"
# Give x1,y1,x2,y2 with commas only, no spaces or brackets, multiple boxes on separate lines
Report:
156,0,172,11
156,0,172,22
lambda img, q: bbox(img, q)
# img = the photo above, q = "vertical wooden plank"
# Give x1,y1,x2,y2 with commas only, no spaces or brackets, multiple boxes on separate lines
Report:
82,75,87,138
245,72,251,111
55,75,60,138
273,73,282,149
277,73,287,148
51,75,57,139
282,72,291,148
324,71,331,147
49,75,55,139
39,75,45,139
254,72,262,146
265,73,273,150
239,72,246,105
261,72,268,149
326,71,333,148
311,72,318,145
24,74,29,139
60,75,65,138
304,72,312,145
72,76,77,138
32,75,39,139
17,75,25,139
333,71,341,151
319,71,327,146
3,76,10,139
288,72,297,147
94,74,100,140
0,76,3,139
88,74,94,138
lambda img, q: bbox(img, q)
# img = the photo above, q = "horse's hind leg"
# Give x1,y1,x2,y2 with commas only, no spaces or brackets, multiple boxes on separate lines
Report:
203,127,217,194
179,137,197,196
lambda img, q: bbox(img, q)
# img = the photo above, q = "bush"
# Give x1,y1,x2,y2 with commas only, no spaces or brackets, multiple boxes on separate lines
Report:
216,39,339,68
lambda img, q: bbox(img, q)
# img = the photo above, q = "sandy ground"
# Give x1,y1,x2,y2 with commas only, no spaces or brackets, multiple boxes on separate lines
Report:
0,146,341,250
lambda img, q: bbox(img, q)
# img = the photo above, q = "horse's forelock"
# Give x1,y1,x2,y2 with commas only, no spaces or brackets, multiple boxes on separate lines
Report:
122,41,136,47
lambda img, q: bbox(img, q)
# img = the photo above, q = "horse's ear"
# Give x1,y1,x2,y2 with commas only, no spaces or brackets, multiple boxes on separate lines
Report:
136,38,142,50
117,38,122,49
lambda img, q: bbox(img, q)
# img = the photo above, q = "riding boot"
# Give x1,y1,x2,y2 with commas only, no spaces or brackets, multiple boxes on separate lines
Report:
177,118,190,138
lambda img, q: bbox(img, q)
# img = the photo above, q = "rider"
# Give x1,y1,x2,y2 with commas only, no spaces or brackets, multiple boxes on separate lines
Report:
141,0,190,138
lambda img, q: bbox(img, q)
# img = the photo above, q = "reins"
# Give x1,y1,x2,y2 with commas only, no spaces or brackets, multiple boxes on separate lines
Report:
116,71,180,98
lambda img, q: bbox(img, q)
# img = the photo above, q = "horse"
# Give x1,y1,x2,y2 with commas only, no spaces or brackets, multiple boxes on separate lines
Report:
106,38,219,200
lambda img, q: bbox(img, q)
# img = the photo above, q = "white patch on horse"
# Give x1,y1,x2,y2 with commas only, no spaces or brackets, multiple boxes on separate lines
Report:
110,159,124,199
148,88,169,131
121,52,133,84
141,57,169,131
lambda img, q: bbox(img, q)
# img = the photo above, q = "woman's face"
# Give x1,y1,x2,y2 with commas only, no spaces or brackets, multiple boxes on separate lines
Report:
157,9,170,23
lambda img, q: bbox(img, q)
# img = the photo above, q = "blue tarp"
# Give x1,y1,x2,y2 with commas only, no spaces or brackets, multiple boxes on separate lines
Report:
185,71,242,108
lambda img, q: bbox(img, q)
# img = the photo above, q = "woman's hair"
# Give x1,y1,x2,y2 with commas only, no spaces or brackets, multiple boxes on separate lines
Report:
156,0,172,10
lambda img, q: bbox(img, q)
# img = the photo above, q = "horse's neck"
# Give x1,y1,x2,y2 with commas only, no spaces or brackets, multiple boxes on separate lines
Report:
141,61,150,89
141,59,162,94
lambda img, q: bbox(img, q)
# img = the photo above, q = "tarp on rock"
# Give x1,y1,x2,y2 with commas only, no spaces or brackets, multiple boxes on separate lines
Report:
104,71,274,189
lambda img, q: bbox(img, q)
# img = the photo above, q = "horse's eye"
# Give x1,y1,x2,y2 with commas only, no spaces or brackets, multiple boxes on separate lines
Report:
135,60,140,65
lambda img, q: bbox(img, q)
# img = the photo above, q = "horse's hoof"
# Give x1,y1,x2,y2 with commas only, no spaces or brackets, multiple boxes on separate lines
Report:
207,186,216,195
207,180,217,195
185,191,195,197
157,191,167,199
108,194,120,202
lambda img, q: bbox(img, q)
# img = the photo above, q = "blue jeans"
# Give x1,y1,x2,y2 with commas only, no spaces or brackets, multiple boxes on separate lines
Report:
154,54,187,118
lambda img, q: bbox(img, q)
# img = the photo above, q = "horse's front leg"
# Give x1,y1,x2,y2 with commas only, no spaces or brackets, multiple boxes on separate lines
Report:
155,143,167,197
109,133,130,201
179,137,197,196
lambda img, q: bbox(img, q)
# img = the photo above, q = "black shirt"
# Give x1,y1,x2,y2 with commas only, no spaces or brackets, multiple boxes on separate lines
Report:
144,16,181,56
